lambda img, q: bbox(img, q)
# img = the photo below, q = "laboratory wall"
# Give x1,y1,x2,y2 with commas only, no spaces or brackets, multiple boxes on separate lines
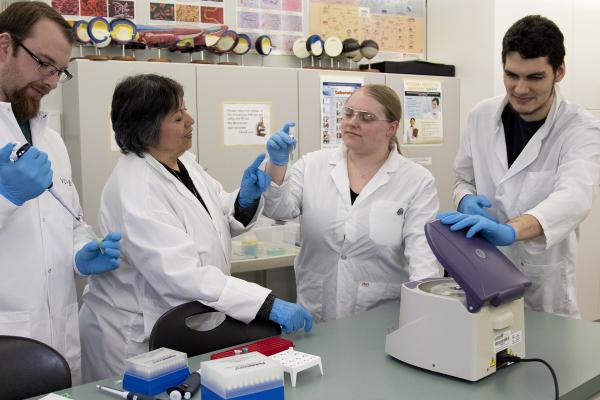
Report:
427,0,600,320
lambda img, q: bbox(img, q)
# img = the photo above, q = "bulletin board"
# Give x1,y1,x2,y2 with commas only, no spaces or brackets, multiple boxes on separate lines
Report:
308,0,426,58
52,0,225,26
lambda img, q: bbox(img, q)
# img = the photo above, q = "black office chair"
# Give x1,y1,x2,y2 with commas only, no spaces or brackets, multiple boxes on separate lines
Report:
149,301,281,357
0,335,71,400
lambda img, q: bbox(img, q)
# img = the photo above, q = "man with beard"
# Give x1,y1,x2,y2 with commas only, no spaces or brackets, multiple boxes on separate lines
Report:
0,1,121,384
439,15,600,318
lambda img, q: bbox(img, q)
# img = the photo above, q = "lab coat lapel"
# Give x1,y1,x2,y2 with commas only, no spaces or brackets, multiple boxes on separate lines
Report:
353,150,397,206
329,148,351,206
182,155,231,262
146,155,213,222
0,102,28,142
500,88,559,184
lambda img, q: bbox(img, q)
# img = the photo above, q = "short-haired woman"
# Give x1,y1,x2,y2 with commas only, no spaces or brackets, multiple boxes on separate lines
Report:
79,74,312,381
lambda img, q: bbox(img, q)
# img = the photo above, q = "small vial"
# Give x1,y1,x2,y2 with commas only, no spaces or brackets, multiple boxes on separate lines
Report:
288,124,296,161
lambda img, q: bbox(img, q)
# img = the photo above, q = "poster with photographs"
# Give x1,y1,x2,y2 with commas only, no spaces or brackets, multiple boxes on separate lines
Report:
320,75,363,149
403,79,443,145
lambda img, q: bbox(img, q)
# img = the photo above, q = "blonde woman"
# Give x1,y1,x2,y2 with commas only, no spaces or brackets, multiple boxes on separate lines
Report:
262,84,442,321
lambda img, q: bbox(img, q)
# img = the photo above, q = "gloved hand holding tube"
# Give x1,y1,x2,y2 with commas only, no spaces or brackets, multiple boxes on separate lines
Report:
76,231,122,275
0,142,52,205
457,194,499,222
238,153,272,208
269,298,313,333
437,211,516,246
266,122,296,166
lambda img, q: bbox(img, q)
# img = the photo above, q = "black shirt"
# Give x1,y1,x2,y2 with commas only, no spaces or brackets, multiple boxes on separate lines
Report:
18,120,32,144
501,104,546,168
350,187,359,204
160,160,258,226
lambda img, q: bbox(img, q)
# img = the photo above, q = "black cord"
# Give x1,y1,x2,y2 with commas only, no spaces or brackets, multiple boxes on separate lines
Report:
498,353,559,400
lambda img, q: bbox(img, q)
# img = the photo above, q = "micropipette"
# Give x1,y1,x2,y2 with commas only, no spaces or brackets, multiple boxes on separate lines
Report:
11,142,82,221
96,385,157,400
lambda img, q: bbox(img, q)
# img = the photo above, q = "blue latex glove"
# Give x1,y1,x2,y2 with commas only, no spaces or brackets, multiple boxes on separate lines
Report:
239,153,272,208
457,194,498,222
266,122,296,166
75,231,122,275
0,142,52,205
269,298,313,333
438,211,516,246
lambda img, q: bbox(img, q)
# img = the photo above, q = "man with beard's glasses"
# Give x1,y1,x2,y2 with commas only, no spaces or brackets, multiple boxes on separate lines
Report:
0,1,122,385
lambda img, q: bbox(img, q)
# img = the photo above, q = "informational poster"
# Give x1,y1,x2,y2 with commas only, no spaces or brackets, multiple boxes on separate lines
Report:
150,0,224,25
55,0,137,19
320,75,363,149
309,0,426,58
236,0,304,55
403,79,443,145
223,102,271,146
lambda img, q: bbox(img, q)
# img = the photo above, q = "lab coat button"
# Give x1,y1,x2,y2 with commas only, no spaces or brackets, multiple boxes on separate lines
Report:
341,255,347,260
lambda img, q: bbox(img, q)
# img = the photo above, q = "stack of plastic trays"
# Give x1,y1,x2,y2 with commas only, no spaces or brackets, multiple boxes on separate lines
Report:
123,348,189,395
201,352,284,400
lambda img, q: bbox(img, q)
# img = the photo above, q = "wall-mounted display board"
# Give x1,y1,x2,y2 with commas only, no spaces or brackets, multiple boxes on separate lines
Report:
236,0,304,55
53,0,225,26
308,0,426,59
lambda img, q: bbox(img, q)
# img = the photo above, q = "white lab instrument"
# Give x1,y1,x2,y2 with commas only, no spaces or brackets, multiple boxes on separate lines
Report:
385,220,531,381
269,347,323,387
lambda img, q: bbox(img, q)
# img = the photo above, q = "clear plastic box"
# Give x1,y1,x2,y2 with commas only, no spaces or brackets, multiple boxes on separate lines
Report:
232,222,299,260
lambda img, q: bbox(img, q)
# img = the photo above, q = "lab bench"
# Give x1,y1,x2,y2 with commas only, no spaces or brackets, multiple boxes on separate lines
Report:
47,301,600,400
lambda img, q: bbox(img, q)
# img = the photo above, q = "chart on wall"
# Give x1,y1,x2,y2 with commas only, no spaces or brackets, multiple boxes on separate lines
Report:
236,0,304,55
309,0,425,58
53,0,224,26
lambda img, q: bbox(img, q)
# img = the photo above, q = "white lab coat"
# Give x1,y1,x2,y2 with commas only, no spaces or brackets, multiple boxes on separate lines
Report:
80,151,271,381
0,103,92,384
263,145,442,321
454,87,600,317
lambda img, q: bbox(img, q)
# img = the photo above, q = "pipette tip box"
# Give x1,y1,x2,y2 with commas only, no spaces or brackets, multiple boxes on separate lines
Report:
200,352,284,400
123,347,189,395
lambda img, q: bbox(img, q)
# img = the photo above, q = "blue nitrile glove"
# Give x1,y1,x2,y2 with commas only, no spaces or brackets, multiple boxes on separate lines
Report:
75,231,122,275
266,122,296,166
457,194,499,222
269,298,313,333
239,153,272,208
438,211,516,246
0,143,52,205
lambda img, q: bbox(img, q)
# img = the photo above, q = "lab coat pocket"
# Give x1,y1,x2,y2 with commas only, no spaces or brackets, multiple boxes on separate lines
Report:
520,260,573,316
0,310,31,337
355,281,403,314
369,201,405,247
518,171,554,213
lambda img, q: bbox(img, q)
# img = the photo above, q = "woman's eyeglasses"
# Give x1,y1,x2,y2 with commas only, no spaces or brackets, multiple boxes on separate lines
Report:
341,106,392,123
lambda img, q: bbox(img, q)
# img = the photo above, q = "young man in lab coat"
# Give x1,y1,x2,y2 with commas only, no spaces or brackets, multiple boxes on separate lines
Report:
439,15,600,318
0,2,121,384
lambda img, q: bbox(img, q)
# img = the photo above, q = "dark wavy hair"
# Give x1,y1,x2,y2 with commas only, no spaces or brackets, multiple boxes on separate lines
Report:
502,15,565,72
111,74,184,157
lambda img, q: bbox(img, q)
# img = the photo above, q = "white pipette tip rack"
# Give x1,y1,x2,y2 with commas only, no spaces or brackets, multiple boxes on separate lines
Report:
269,347,323,387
